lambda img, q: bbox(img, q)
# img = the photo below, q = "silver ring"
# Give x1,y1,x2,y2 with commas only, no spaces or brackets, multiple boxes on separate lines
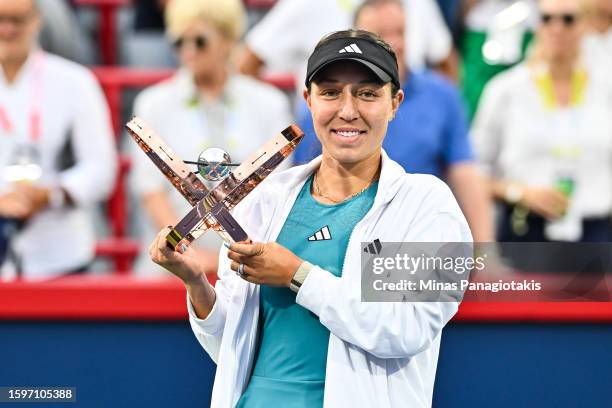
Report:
237,263,245,277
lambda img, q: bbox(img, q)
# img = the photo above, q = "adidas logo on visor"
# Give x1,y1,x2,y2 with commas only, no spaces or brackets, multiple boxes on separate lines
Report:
338,43,363,54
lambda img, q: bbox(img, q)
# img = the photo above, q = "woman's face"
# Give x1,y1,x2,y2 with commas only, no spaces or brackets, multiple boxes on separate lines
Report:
304,61,403,166
173,19,231,77
538,0,584,60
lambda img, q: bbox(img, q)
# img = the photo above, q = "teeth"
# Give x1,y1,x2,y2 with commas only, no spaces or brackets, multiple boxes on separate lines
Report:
336,131,360,137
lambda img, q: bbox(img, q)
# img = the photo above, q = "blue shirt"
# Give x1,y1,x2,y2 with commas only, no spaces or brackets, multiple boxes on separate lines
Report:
294,70,473,178
236,175,378,408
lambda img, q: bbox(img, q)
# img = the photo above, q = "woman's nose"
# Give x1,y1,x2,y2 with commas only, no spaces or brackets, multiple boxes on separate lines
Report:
338,92,359,122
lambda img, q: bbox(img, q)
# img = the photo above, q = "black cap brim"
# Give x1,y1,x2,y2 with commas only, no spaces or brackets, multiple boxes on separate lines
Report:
308,57,393,86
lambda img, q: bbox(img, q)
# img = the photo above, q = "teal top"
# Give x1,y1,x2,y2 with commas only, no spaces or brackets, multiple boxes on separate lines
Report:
236,175,378,408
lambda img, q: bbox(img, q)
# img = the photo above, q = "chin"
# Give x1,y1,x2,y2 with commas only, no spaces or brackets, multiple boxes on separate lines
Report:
327,149,371,166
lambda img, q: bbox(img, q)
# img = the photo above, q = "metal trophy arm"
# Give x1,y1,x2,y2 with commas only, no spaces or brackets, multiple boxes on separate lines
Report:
126,116,304,252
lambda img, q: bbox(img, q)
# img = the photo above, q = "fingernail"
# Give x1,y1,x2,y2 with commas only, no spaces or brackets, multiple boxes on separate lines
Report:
223,243,230,248
179,243,187,253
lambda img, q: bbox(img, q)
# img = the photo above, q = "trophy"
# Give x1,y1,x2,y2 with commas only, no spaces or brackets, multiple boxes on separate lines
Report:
126,117,304,251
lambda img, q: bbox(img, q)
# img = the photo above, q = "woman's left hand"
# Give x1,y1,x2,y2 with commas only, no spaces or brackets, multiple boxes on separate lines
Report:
227,241,303,287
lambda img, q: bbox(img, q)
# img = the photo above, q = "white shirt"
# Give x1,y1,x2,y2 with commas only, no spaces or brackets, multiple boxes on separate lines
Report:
246,0,452,87
0,50,116,279
471,62,612,218
129,70,293,275
582,30,612,69
187,151,472,407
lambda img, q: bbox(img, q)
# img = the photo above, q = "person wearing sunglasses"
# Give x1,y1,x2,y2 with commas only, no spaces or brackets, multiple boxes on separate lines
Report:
129,0,292,276
150,29,472,408
472,0,612,250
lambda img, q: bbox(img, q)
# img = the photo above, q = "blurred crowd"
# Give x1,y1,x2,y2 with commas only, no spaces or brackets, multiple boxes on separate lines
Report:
0,0,610,280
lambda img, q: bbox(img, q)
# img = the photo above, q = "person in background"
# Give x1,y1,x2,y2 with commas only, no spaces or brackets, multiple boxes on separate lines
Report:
129,0,292,276
460,0,540,119
37,0,94,64
236,0,457,93
0,0,116,280
472,0,612,243
295,0,494,243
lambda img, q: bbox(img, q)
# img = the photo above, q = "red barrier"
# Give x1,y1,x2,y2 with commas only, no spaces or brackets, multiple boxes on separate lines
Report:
1,275,611,322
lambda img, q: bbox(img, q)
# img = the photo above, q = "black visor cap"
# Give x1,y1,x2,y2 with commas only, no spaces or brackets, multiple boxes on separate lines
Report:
306,35,400,90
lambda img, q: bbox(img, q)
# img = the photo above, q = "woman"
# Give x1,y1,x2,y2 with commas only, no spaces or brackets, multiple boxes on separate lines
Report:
151,30,471,407
472,0,612,243
130,0,292,275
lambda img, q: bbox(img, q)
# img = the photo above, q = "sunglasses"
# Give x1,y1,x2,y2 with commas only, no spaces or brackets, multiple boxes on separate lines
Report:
540,13,579,26
172,35,208,51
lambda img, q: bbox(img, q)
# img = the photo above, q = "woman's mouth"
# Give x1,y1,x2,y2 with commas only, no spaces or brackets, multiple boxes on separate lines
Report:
332,129,366,142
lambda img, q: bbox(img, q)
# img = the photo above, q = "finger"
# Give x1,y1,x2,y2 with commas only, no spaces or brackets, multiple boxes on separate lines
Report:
14,186,38,205
226,250,250,264
549,195,569,209
5,201,30,219
229,241,264,256
156,227,174,251
230,261,254,279
539,204,561,220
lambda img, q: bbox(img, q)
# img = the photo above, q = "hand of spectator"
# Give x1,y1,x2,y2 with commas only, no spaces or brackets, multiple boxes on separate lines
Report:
12,182,51,216
0,190,32,219
520,186,569,220
0,183,50,219
148,227,208,285
227,241,303,287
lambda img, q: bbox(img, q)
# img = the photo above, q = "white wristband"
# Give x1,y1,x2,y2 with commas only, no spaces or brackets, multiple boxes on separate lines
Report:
289,261,314,293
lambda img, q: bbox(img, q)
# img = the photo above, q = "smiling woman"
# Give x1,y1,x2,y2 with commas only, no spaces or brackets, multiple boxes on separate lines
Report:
150,29,472,408
303,30,403,203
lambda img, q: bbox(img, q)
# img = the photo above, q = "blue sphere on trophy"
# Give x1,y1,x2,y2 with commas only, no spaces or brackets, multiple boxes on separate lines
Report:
196,147,233,181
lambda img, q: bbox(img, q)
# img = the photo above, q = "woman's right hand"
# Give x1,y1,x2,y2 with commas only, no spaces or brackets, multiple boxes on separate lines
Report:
520,186,569,220
148,227,207,285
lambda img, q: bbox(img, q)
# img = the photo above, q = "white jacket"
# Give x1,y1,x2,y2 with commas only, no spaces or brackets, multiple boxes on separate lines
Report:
187,151,472,407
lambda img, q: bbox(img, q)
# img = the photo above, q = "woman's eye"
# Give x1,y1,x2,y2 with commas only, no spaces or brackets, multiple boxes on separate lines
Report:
321,89,339,98
359,90,377,99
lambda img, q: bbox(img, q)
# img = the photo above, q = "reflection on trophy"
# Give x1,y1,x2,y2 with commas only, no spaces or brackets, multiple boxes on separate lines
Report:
126,117,304,251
